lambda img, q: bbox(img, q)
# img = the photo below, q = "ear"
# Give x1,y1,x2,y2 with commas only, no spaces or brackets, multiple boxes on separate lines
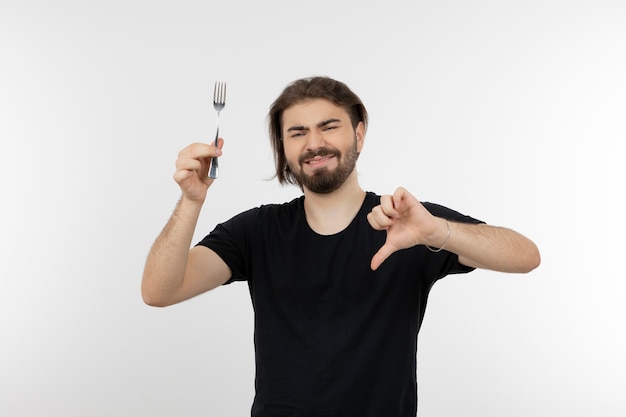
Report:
355,121,365,152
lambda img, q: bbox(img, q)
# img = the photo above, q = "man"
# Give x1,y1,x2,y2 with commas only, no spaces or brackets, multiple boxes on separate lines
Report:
142,76,540,416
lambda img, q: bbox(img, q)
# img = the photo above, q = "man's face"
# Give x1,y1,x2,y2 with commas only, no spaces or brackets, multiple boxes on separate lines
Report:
281,99,365,194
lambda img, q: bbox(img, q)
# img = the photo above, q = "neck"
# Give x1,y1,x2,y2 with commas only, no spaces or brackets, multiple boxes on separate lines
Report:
302,171,366,235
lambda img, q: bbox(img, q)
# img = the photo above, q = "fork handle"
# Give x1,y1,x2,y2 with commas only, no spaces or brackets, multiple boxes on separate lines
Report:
209,130,219,179
209,157,218,179
208,111,220,179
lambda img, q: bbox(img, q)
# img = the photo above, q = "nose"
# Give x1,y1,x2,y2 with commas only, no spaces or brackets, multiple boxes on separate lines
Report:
305,129,325,151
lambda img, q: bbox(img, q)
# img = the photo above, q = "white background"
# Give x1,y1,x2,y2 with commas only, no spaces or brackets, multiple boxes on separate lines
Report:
1,0,625,416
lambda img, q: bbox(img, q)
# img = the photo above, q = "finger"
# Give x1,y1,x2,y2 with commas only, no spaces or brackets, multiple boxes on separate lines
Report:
174,159,211,182
216,137,225,150
367,208,396,230
178,143,210,159
392,186,419,213
175,157,203,172
178,141,223,160
379,195,399,218
370,242,397,271
173,168,195,184
175,140,224,179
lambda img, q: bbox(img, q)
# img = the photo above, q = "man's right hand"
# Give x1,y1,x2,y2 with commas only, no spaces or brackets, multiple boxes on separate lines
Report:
173,140,224,203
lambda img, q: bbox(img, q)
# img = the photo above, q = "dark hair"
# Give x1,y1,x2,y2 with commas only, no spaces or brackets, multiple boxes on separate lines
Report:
268,76,368,185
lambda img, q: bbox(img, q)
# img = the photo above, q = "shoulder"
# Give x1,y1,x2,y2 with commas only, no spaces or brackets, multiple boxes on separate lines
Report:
200,196,304,246
363,191,381,208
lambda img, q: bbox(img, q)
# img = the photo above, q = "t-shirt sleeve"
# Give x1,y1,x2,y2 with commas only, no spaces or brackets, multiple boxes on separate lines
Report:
195,208,258,285
423,201,485,227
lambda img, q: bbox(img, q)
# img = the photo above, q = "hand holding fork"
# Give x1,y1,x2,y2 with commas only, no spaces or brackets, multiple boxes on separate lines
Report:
209,81,226,179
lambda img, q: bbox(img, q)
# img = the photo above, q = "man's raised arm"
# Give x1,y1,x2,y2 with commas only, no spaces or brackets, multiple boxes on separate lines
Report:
141,141,231,307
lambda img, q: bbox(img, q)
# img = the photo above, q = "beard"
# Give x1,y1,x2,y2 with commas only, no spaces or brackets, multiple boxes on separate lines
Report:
289,138,359,194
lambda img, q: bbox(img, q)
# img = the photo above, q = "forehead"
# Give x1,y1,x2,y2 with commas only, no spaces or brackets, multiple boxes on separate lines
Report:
282,99,350,128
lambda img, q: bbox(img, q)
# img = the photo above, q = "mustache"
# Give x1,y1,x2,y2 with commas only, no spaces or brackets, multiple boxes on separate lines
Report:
298,147,341,165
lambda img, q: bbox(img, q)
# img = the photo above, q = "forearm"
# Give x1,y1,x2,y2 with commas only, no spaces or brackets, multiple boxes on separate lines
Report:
141,197,204,305
433,220,541,273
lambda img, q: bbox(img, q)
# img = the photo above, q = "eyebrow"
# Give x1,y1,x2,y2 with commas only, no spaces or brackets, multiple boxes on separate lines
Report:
286,118,342,132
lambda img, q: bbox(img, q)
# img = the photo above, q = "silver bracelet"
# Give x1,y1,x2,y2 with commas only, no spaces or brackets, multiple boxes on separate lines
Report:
426,219,451,253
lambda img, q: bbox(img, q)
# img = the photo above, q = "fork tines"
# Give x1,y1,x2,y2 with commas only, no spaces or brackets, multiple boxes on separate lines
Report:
213,81,226,104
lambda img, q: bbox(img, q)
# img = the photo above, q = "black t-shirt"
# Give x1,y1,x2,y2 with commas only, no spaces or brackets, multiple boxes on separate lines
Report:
197,192,483,417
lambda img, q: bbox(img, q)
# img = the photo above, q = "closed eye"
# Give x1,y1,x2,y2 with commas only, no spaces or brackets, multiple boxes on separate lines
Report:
286,126,307,138
318,118,341,131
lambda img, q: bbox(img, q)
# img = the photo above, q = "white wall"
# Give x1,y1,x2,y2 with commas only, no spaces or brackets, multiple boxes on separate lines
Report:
1,1,624,416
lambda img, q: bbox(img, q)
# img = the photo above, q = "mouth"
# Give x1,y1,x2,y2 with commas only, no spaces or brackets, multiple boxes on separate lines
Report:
304,155,335,167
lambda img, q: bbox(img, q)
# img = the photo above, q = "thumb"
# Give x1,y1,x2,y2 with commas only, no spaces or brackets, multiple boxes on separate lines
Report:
370,242,398,271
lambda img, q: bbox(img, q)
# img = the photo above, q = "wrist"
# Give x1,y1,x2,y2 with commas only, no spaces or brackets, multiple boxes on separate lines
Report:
178,195,206,214
426,218,451,253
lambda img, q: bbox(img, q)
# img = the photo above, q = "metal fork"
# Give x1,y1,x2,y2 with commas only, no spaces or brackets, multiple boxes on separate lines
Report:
209,81,226,179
